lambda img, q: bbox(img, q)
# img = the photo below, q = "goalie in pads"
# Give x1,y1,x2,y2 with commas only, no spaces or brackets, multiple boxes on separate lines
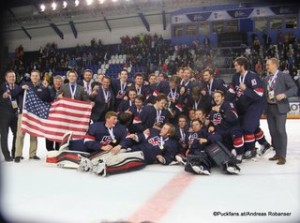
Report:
45,111,146,176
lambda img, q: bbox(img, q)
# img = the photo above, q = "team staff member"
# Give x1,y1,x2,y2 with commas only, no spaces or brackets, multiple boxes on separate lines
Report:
57,69,90,101
265,58,298,165
15,69,51,163
0,70,22,161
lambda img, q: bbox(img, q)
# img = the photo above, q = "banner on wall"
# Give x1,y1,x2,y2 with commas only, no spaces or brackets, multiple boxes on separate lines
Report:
172,6,298,24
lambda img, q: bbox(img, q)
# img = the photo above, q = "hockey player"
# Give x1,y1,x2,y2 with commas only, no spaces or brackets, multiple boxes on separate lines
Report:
117,89,137,113
111,69,133,110
124,123,179,165
90,76,115,123
174,115,189,158
226,56,265,159
166,76,184,125
201,68,228,96
207,90,244,162
128,95,145,134
186,86,211,115
128,72,149,96
46,111,145,176
183,119,240,175
139,94,169,131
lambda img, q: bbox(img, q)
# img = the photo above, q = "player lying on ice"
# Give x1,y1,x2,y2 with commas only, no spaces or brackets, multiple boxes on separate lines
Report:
46,111,180,176
46,111,145,176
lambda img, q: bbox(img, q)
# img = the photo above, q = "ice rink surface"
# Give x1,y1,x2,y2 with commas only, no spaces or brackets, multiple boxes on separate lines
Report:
1,120,300,223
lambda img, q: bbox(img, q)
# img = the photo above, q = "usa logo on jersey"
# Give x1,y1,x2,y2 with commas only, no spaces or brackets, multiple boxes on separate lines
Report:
212,113,222,125
148,136,160,146
100,136,112,146
235,86,243,97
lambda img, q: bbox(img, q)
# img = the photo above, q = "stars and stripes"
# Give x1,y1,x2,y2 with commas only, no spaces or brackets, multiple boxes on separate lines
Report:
21,88,92,142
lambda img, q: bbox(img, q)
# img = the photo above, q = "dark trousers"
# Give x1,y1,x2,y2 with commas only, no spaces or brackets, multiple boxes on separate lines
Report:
0,114,18,159
46,139,60,151
266,104,287,158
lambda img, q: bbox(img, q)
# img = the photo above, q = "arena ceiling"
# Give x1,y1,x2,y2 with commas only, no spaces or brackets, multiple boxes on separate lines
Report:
2,0,274,40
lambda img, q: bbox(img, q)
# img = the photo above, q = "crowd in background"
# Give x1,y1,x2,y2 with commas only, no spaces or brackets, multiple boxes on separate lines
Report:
1,31,300,95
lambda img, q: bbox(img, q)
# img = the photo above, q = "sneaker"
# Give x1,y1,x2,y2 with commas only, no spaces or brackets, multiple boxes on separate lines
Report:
225,162,240,175
175,154,187,165
78,156,93,172
191,165,210,175
29,155,41,160
92,160,106,176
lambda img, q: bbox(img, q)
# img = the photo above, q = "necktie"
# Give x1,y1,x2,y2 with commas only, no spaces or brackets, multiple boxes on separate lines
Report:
71,84,75,92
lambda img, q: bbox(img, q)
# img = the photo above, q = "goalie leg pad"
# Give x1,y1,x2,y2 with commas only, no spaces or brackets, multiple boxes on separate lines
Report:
57,151,90,169
92,151,146,176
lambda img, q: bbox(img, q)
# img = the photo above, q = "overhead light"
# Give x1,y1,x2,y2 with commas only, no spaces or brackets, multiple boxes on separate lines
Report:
63,1,68,8
40,4,46,12
75,0,80,7
112,0,118,2
51,2,57,10
86,0,94,5
98,0,105,4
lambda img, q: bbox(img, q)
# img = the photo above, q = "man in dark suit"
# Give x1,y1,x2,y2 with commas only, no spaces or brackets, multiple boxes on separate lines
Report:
57,69,90,101
0,70,22,161
265,58,298,165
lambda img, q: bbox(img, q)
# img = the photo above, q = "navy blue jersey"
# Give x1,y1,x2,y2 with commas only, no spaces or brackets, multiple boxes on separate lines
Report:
189,127,221,154
185,94,211,114
111,79,133,109
227,71,265,115
145,84,161,104
208,101,240,134
128,105,144,133
128,84,150,97
133,128,179,164
204,78,228,96
90,86,115,122
117,100,135,113
140,105,169,130
175,127,189,154
84,122,127,152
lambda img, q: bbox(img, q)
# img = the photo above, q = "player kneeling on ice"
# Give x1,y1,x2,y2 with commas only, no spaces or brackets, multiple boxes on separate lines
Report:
123,123,179,165
182,119,240,175
46,111,145,176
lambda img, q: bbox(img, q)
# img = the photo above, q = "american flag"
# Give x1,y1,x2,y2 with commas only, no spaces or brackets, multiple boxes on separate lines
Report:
21,88,92,142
